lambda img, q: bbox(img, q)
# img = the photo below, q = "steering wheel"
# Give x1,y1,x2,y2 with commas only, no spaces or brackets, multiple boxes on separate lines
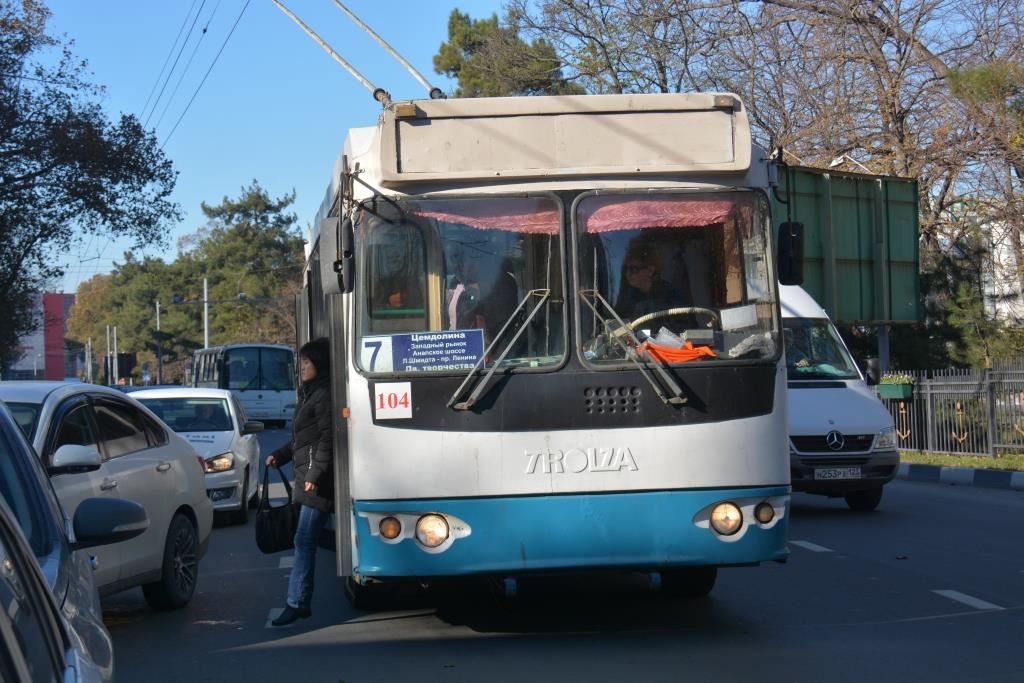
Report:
628,307,719,331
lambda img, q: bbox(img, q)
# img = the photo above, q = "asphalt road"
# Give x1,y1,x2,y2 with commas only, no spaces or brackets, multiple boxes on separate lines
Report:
102,431,1024,682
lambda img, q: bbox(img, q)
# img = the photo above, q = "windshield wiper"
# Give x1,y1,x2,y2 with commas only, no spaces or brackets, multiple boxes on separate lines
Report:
578,290,687,406
447,289,551,411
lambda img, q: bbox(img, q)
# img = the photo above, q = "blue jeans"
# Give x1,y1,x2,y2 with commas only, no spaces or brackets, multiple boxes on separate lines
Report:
287,504,329,609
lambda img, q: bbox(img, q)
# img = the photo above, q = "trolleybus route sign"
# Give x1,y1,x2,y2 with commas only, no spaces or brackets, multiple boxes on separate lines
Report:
361,330,484,373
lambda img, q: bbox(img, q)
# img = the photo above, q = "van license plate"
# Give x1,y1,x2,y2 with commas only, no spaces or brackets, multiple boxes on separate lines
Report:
814,467,862,480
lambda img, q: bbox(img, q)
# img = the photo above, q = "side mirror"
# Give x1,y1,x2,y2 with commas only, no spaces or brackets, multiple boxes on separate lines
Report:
864,357,881,386
339,216,355,293
320,215,355,296
242,420,264,435
71,497,149,550
48,444,102,476
777,221,805,286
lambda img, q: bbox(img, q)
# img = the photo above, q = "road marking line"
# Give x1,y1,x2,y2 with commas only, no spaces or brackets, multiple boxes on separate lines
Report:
278,556,294,569
932,590,1004,611
790,540,833,553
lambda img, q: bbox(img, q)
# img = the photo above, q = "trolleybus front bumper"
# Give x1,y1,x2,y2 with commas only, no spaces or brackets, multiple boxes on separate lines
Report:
352,486,790,578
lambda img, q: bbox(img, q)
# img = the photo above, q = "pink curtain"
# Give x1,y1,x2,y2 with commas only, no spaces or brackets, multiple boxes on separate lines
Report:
579,195,747,233
411,199,559,235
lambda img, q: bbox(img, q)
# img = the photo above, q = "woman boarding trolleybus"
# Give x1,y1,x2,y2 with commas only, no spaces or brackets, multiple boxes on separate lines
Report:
304,93,798,605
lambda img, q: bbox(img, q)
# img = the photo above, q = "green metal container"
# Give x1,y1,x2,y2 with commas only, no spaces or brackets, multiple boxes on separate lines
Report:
877,383,913,400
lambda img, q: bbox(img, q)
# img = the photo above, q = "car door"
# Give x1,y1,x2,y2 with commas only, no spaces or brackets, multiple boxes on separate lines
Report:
231,396,259,495
0,500,69,683
41,398,120,590
91,397,170,583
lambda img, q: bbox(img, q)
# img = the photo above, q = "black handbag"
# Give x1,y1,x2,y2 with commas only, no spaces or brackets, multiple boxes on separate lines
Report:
254,465,297,554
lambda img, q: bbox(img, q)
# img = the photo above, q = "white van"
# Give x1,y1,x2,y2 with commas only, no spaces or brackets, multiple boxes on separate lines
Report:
781,285,899,510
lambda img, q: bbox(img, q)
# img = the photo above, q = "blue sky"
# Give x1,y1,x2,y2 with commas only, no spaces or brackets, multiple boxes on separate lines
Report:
47,0,503,292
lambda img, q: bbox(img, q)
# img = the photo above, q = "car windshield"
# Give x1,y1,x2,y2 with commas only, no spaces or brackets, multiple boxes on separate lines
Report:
5,403,39,440
355,196,564,373
137,398,232,432
783,319,860,380
576,191,778,365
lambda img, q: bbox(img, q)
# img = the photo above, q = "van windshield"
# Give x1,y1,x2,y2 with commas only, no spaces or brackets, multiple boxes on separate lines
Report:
783,319,860,380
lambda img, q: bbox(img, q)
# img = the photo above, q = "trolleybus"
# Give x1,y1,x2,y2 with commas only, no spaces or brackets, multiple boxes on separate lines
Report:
302,93,796,605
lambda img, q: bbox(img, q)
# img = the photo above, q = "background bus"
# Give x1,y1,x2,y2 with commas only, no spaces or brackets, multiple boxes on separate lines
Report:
192,344,296,428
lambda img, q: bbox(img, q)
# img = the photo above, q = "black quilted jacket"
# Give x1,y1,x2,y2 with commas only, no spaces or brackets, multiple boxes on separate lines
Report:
269,377,334,512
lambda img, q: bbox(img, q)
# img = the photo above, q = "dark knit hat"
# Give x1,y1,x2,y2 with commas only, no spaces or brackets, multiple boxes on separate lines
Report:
298,337,330,378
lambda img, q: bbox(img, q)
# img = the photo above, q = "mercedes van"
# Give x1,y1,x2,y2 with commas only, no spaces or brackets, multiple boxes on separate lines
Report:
781,285,899,510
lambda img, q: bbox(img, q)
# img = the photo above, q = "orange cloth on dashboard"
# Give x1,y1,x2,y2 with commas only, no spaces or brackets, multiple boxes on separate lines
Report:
640,340,717,363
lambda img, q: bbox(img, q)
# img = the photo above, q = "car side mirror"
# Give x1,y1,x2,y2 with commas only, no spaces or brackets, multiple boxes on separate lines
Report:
864,357,881,386
242,420,264,435
48,444,102,476
777,221,805,286
71,498,149,550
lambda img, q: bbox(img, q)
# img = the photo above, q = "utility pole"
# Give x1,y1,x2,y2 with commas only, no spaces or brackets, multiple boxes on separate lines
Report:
156,300,163,385
86,338,92,383
105,326,111,385
113,326,119,385
203,277,209,349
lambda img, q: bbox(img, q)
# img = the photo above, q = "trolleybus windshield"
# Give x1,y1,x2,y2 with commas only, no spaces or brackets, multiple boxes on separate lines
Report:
575,191,778,365
356,196,565,374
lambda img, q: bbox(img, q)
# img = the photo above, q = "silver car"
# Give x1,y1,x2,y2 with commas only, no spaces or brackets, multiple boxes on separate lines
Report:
0,400,148,682
0,382,214,610
132,387,263,524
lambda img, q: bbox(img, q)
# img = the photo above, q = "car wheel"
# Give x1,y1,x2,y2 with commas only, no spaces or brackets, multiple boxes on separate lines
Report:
844,487,883,511
142,513,198,611
230,473,250,525
660,566,717,598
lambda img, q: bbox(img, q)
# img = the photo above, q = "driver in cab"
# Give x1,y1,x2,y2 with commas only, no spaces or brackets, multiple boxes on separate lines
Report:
615,246,689,321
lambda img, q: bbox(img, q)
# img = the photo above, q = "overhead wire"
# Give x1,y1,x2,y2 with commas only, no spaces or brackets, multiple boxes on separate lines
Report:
154,0,223,131
162,0,252,149
139,0,200,120
143,0,209,129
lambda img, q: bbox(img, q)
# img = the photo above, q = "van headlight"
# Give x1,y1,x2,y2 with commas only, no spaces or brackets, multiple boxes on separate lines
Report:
874,427,896,450
204,452,235,473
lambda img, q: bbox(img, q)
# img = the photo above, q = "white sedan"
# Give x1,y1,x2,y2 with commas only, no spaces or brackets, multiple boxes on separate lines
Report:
0,381,213,610
132,387,262,525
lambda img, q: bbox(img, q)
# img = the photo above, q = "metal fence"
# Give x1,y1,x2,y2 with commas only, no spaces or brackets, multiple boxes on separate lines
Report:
880,361,1024,457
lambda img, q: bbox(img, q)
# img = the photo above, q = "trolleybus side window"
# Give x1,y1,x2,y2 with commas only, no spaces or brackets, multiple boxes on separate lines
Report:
356,196,564,374
576,191,778,365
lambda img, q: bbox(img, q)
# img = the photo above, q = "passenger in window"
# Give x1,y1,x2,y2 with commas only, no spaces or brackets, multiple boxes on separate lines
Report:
615,245,690,321
449,255,519,346
266,337,334,627
373,240,423,312
189,404,222,431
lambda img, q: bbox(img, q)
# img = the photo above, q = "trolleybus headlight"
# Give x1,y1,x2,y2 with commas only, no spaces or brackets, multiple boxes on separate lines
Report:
379,516,402,540
415,514,449,548
754,502,775,524
710,502,743,536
